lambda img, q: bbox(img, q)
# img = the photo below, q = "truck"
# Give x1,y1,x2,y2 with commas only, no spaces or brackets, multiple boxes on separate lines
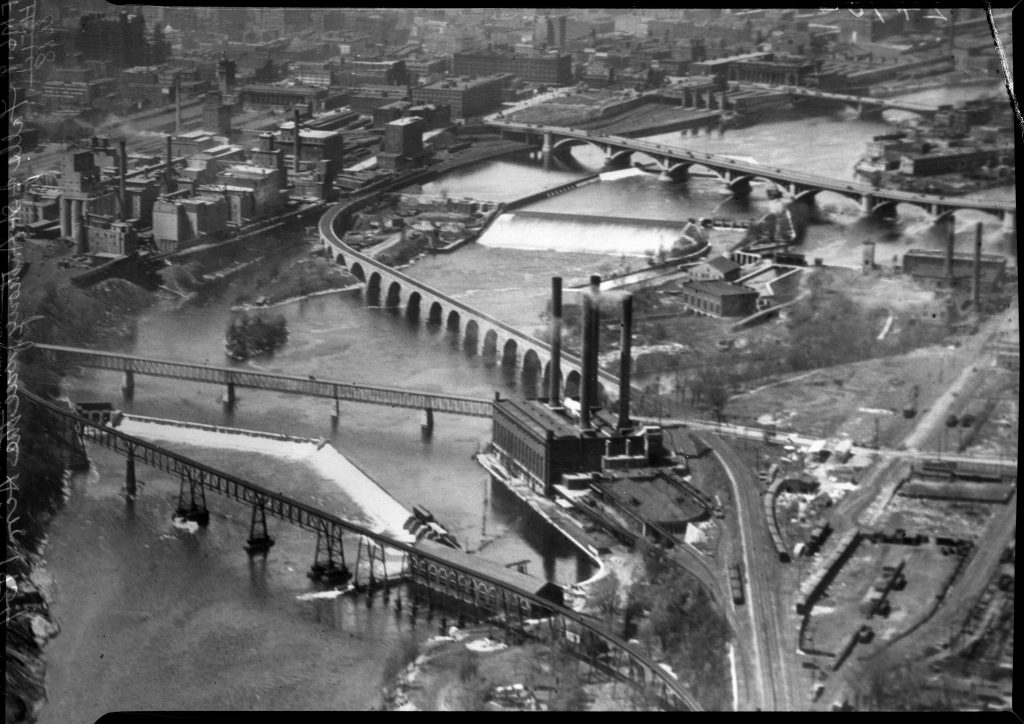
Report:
730,562,745,605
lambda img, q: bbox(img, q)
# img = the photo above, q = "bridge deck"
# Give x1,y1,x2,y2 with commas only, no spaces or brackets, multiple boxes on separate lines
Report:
36,344,493,417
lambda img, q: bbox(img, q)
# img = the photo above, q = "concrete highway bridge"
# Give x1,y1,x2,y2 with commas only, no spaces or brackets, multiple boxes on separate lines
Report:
483,120,1016,235
737,82,943,117
22,387,698,711
319,193,629,406
36,343,492,431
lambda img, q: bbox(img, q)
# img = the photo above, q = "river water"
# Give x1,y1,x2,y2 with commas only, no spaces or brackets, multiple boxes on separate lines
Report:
42,84,1012,717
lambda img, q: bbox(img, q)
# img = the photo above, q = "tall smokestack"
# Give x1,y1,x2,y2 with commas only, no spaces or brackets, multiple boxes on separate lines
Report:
118,139,127,221
580,291,593,430
293,108,301,173
175,73,182,133
558,15,567,49
587,274,602,415
165,134,175,192
618,294,633,431
944,218,955,283
546,15,555,47
549,276,563,406
972,221,983,308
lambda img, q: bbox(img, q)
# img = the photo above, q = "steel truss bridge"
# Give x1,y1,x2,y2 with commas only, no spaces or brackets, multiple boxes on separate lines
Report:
35,343,493,423
20,387,699,711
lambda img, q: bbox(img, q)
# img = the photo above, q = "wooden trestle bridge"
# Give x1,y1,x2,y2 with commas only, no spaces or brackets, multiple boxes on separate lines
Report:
35,343,493,428
21,388,699,711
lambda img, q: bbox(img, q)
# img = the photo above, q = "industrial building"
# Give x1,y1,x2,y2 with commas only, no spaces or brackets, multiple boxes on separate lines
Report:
411,75,508,119
678,280,760,318
489,276,708,546
902,248,1007,288
688,255,742,282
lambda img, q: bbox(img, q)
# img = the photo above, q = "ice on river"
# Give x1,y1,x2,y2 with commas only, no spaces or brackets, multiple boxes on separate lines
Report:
116,417,416,543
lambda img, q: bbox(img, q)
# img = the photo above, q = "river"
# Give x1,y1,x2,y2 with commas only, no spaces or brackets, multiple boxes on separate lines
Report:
41,83,1012,717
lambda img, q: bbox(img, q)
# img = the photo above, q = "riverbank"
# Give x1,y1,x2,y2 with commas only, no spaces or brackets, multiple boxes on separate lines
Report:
228,257,360,310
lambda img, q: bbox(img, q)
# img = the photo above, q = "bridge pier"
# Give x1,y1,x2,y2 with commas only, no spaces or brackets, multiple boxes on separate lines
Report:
175,471,210,527
541,131,553,160
223,382,236,406
421,407,434,437
125,447,137,501
1002,210,1016,238
244,499,275,556
330,391,340,427
121,370,134,399
309,527,350,583
859,194,875,216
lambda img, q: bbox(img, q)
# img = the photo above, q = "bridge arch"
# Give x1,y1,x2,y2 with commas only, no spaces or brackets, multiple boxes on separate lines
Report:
350,262,366,283
565,369,582,400
427,301,443,327
521,349,542,399
366,272,382,306
406,291,422,322
446,310,461,335
501,339,518,370
335,252,346,266
481,329,499,365
463,320,480,355
385,280,402,310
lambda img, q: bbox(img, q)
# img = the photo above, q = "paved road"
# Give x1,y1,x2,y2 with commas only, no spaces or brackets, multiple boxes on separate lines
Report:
696,431,795,711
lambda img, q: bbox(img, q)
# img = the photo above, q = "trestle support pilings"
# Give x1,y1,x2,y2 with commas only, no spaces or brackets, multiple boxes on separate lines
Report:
308,526,351,584
175,470,210,526
244,499,275,556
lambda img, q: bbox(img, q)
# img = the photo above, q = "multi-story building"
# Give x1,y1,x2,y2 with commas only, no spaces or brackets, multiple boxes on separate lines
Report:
347,59,409,86
377,116,425,170
452,50,574,85
411,75,507,119
291,61,335,88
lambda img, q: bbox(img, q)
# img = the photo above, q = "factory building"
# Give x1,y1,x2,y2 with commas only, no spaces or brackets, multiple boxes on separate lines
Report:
678,280,760,318
902,249,1006,289
411,75,508,119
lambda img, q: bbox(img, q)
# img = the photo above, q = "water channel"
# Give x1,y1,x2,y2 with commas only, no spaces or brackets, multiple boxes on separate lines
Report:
41,84,1011,717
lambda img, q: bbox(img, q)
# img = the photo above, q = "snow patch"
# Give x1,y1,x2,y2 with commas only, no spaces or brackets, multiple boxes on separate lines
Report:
464,637,508,653
171,517,199,534
117,417,415,542
296,586,354,601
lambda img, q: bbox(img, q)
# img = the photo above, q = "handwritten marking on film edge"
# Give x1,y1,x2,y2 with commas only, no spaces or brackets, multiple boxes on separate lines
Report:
818,8,948,23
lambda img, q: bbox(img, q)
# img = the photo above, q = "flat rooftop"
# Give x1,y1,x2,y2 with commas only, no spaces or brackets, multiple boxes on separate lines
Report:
592,469,706,524
683,280,759,296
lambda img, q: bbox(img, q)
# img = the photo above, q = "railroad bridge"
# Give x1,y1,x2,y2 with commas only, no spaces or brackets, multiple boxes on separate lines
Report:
35,343,491,432
21,387,698,711
320,194,623,405
484,120,1016,235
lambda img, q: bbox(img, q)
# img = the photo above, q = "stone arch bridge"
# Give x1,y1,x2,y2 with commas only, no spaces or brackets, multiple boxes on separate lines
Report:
319,196,624,405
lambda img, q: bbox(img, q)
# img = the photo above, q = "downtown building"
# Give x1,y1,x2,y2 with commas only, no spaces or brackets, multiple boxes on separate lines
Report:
451,50,574,85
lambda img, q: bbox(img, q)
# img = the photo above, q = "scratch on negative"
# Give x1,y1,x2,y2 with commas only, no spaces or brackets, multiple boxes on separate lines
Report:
985,2,1022,140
